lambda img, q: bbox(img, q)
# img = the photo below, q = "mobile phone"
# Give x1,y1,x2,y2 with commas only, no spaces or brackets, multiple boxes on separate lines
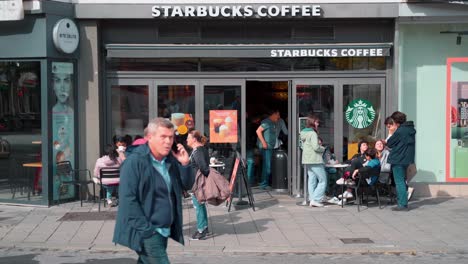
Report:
172,138,179,153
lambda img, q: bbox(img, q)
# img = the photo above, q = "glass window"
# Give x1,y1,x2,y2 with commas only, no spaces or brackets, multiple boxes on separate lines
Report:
111,85,149,141
343,84,382,161
448,59,468,180
0,61,42,203
157,84,195,144
203,85,241,179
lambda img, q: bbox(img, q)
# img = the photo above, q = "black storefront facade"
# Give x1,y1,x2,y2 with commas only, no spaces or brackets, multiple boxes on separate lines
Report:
0,1,400,205
90,3,397,197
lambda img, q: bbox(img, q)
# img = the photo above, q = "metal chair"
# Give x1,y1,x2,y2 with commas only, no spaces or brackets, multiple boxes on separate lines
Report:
353,167,382,212
56,161,95,206
98,168,120,212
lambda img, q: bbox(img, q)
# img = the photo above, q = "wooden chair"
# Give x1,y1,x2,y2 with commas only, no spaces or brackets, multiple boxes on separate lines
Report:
98,168,120,212
56,161,95,206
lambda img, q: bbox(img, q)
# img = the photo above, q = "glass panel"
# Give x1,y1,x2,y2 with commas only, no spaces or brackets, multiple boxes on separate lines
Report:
343,84,382,161
158,84,195,143
297,84,335,154
111,85,149,142
449,61,468,179
203,85,241,179
0,61,42,203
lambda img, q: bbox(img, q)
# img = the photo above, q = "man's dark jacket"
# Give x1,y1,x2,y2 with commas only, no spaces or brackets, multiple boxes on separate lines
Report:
113,144,194,252
387,121,416,165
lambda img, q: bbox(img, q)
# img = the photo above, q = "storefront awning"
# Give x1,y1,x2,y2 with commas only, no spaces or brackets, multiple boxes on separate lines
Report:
105,43,392,59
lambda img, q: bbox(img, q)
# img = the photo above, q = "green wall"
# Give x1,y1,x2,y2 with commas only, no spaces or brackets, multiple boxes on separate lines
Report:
398,23,468,182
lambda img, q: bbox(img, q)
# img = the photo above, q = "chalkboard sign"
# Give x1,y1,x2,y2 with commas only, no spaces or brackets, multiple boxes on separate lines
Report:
227,158,240,202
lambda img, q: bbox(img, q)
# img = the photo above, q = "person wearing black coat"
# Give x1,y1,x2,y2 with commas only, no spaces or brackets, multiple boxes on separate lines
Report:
387,111,416,211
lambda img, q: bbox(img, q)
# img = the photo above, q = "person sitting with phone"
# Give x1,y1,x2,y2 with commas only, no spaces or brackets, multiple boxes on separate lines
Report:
94,144,123,206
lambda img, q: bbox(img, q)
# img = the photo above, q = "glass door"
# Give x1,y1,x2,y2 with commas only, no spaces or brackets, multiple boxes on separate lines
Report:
201,80,244,178
291,78,385,197
107,79,152,146
292,79,338,197
153,80,197,145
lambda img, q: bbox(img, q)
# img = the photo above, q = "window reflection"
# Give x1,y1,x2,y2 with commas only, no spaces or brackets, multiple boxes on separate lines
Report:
0,61,42,203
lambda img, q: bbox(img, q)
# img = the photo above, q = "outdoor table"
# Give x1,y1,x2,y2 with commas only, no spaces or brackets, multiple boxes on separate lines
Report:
326,163,351,207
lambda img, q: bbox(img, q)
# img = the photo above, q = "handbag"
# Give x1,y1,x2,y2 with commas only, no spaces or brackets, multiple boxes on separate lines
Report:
406,163,417,182
192,168,231,206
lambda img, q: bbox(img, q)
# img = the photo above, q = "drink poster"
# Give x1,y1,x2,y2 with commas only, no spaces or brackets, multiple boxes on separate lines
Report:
170,113,194,135
209,110,238,143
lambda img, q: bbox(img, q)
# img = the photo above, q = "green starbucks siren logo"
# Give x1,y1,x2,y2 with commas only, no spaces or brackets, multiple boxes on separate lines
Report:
345,99,376,129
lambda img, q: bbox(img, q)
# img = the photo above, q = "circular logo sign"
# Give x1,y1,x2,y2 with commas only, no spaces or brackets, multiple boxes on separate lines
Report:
52,18,79,54
345,99,376,129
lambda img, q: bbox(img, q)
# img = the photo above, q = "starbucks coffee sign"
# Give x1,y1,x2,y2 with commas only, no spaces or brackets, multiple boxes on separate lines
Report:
345,99,376,129
152,5,321,18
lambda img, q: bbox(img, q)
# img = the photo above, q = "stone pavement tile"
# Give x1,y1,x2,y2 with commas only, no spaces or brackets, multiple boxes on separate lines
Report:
47,221,83,243
93,220,115,246
70,220,104,245
24,215,61,243
2,213,45,242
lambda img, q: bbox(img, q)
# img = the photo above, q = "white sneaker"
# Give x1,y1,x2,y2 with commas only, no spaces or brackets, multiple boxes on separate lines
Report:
309,200,324,207
301,200,309,206
338,191,353,199
407,187,414,201
336,178,345,185
327,197,340,204
106,199,113,205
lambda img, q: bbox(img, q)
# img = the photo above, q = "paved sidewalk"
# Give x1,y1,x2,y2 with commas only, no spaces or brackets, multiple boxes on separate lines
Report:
1,191,468,255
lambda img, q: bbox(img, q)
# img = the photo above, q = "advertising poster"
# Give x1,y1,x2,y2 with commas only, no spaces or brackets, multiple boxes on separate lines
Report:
209,110,238,143
170,113,194,136
52,62,75,201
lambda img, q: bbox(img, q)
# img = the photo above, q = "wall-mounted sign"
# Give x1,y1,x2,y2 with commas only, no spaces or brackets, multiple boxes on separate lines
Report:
345,99,376,129
0,0,23,21
152,5,321,18
271,48,387,58
52,18,79,54
209,110,238,143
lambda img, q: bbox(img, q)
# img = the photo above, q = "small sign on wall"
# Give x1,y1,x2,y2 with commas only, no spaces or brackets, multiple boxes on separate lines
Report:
0,0,23,21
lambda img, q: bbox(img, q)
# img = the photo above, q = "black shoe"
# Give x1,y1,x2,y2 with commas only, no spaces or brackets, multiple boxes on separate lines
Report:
191,228,208,240
391,206,409,212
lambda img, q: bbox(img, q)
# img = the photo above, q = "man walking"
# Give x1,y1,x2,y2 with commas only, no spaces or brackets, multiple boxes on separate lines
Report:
256,109,288,189
113,118,193,263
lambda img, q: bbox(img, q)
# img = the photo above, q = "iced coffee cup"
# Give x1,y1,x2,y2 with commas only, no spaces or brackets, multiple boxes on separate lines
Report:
225,116,233,131
219,124,228,138
171,113,185,126
213,118,223,133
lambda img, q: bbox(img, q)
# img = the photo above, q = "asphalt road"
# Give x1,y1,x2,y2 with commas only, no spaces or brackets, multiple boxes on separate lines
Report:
1,249,468,264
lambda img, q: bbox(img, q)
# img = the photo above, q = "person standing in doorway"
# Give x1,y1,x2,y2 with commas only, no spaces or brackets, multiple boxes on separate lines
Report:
386,111,416,211
256,109,288,190
113,118,193,264
186,130,211,240
300,114,327,207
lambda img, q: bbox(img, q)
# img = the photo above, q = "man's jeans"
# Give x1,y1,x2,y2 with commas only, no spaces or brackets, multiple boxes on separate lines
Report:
392,164,408,208
260,149,273,188
137,232,170,264
192,195,208,232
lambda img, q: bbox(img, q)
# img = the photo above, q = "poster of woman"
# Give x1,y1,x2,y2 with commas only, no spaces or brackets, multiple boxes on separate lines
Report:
52,62,75,201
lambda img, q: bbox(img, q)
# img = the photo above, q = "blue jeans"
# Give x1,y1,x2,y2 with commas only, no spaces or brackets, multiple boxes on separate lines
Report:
192,195,208,232
392,164,408,208
306,164,327,202
246,149,256,185
103,185,116,200
260,149,273,188
137,232,170,264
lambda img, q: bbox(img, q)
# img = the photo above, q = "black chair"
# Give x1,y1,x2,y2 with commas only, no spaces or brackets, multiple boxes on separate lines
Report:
98,168,120,212
375,171,395,206
353,167,382,212
56,161,95,206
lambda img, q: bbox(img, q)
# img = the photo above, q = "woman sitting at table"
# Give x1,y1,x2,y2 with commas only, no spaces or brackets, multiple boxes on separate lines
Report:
93,144,123,207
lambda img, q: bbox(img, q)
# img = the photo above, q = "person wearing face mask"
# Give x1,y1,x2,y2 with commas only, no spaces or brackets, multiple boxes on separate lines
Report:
114,136,128,161
94,144,123,206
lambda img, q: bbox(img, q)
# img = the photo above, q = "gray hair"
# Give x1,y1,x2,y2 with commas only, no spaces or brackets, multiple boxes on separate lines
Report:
146,118,174,135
